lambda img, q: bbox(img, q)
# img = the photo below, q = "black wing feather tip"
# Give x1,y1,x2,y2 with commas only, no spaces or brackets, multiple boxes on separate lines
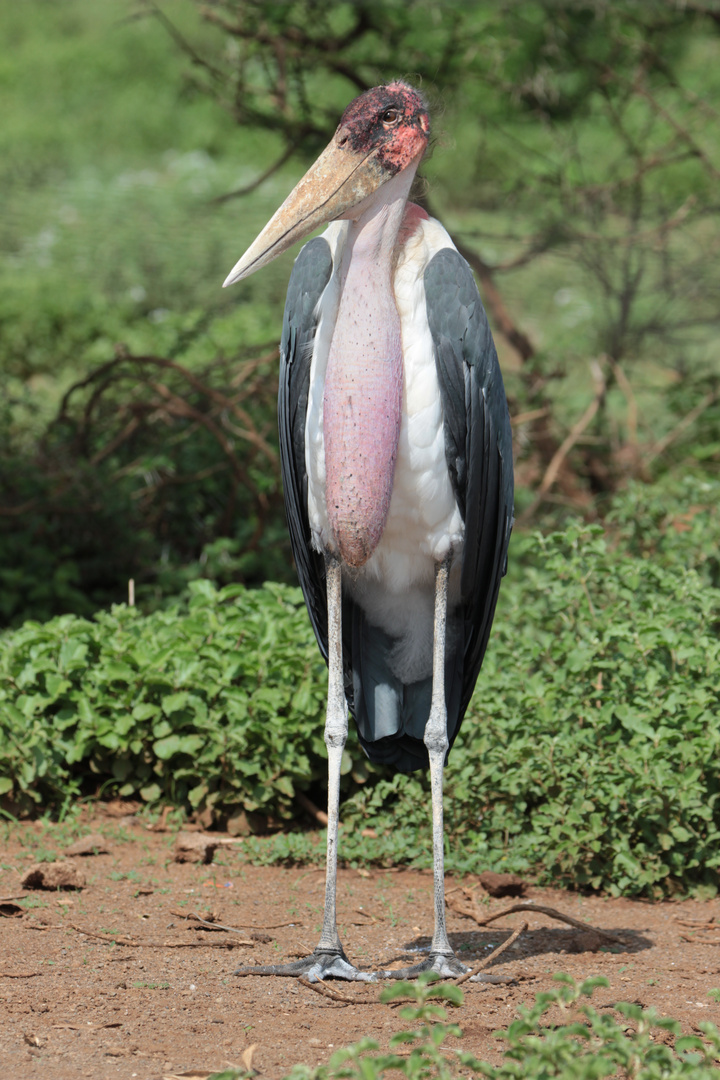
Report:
278,238,334,667
424,247,514,733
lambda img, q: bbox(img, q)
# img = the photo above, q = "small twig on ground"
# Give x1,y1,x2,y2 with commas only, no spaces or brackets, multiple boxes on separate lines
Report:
161,939,252,949
69,924,139,946
353,906,383,922
680,934,720,945
298,976,378,1006
170,910,262,935
67,923,253,948
288,943,313,958
446,888,488,923
298,976,352,1004
0,971,43,978
455,921,528,985
468,902,626,945
169,910,300,930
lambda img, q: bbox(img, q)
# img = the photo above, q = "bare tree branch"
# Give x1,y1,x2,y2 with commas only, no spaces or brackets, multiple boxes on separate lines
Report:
519,360,607,524
210,141,299,203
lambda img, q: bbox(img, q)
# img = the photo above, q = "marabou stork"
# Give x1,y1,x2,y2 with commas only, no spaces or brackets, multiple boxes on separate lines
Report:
224,82,513,981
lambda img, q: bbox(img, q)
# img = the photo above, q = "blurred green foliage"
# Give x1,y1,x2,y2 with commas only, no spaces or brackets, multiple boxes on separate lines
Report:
2,481,718,896
0,0,295,624
1,1,719,624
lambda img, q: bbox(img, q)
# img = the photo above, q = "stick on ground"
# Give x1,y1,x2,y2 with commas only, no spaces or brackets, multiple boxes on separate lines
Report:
298,976,352,1004
169,910,300,930
475,903,626,945
455,921,528,985
67,923,253,948
447,891,626,946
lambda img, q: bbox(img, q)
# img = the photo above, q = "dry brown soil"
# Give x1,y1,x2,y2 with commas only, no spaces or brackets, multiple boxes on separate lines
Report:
1,809,719,1080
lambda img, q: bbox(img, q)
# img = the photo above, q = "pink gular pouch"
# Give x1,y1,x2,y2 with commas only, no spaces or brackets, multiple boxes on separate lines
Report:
322,250,404,569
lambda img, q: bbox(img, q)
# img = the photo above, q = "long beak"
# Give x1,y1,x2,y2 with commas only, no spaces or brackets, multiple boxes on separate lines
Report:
223,138,391,286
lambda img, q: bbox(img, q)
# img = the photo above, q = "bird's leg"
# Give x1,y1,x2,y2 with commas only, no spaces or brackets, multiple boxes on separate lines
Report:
312,554,358,966
426,556,455,963
234,555,375,983
382,555,468,980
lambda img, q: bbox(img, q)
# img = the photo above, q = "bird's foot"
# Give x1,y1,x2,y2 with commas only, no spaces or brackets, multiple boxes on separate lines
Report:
234,946,377,983
379,952,514,983
380,951,468,980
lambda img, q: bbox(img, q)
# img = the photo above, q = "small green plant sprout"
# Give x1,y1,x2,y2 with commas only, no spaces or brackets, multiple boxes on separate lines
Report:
325,974,463,1080
709,989,720,1002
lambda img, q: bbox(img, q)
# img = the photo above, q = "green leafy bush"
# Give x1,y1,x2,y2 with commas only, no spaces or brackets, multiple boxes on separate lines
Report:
272,975,720,1080
345,484,720,895
0,581,329,819
1,482,719,895
468,520,720,895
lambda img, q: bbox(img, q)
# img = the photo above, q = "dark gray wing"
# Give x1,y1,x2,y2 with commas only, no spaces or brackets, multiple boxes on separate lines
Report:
277,237,334,662
425,247,514,731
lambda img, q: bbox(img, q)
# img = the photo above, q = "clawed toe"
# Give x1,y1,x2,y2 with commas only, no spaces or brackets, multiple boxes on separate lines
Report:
234,947,377,983
380,951,469,980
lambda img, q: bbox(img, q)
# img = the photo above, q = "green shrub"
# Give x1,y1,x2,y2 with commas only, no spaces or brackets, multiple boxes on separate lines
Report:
211,975,720,1080
0,581,330,819
345,487,720,895
1,482,719,895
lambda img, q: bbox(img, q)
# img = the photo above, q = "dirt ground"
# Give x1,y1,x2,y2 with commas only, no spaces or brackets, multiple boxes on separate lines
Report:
1,808,719,1080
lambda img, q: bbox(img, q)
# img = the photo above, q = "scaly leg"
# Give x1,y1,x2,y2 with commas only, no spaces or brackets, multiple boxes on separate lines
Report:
235,555,375,982
381,555,468,979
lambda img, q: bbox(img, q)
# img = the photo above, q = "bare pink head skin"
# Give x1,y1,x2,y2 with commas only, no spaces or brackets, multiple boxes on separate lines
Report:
222,82,430,567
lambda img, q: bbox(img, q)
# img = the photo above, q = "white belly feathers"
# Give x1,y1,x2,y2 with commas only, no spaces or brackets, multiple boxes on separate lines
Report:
305,217,464,684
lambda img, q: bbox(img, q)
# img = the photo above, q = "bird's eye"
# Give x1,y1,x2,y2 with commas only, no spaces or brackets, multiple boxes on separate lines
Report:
382,108,400,125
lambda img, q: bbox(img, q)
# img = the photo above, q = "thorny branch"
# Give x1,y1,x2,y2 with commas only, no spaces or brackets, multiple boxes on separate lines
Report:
1,349,281,565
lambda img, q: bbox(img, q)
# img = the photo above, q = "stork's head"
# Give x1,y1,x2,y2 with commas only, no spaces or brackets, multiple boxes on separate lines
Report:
334,82,430,180
224,82,430,286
